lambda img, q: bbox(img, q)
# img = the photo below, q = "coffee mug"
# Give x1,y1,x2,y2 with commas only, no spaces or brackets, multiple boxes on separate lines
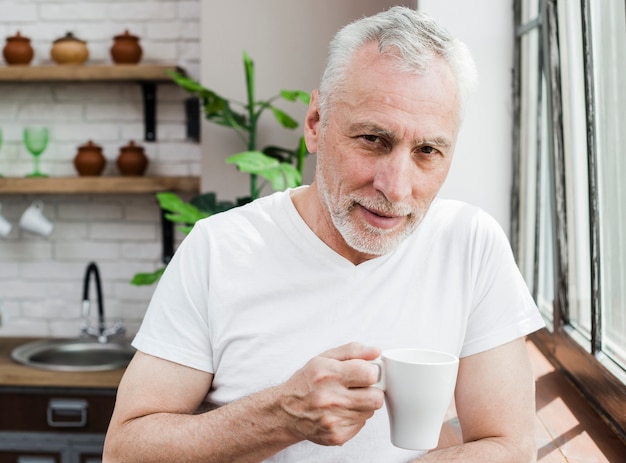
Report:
372,348,459,450
0,203,11,238
19,200,54,236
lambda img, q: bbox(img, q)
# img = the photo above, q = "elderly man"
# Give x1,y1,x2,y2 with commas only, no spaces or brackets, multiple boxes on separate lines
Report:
104,7,544,462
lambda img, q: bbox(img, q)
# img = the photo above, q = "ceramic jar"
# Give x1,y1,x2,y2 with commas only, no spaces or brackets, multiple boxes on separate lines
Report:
74,140,106,176
116,140,148,176
110,30,142,64
3,31,34,65
50,32,89,65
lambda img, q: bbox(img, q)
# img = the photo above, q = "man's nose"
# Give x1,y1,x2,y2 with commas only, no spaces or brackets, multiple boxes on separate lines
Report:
372,151,414,203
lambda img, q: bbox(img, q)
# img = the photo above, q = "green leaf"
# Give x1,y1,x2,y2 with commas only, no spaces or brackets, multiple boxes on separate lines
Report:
227,151,280,173
131,267,166,286
271,106,299,129
227,152,302,191
279,163,302,188
167,70,205,93
280,89,311,105
191,192,236,214
255,163,302,191
156,192,210,225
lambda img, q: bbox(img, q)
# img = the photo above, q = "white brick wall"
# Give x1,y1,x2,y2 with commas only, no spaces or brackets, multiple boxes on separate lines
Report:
0,0,201,337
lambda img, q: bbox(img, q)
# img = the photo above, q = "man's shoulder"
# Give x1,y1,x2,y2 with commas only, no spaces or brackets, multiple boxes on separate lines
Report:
427,197,493,226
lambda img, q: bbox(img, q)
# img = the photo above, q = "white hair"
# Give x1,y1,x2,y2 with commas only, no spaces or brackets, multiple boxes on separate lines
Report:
318,6,478,121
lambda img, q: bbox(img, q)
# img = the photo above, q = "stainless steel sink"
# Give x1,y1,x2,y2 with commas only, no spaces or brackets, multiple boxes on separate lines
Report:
11,338,135,372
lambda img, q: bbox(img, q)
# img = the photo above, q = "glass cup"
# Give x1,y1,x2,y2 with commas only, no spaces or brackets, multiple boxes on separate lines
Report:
23,126,49,178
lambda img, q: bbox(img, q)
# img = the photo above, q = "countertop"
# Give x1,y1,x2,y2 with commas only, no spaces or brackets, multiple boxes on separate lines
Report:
0,337,126,389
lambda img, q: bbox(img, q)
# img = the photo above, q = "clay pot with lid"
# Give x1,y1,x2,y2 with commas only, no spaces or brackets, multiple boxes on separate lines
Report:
116,140,148,176
74,140,106,176
110,30,142,64
3,31,34,65
51,32,89,65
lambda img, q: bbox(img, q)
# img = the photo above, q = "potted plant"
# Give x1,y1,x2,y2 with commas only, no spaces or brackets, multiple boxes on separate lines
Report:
131,52,310,285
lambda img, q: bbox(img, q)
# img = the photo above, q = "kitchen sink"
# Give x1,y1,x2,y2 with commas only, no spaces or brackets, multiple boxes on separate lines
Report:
11,338,135,372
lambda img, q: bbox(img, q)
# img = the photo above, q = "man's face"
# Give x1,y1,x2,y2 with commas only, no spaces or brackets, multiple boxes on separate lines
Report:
304,43,461,262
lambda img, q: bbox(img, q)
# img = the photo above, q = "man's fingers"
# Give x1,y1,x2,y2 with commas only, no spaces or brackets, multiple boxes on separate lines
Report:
321,342,381,362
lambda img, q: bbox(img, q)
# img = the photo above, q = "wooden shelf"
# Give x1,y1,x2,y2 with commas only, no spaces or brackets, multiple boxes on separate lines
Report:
0,64,189,142
0,176,200,194
0,64,183,82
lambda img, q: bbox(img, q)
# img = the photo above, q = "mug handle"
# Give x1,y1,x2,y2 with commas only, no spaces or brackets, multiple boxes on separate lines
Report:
370,358,385,390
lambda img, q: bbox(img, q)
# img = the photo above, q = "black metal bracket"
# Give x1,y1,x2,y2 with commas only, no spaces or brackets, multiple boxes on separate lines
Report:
160,207,174,264
185,97,201,142
141,82,157,142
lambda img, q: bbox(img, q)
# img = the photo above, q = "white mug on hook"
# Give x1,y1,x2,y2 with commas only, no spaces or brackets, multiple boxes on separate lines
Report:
19,200,54,237
0,203,12,238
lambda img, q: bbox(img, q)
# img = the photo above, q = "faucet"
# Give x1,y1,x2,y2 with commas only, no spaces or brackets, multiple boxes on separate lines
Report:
81,262,125,343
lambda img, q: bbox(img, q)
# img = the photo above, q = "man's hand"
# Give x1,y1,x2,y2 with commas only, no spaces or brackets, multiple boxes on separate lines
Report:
278,342,384,446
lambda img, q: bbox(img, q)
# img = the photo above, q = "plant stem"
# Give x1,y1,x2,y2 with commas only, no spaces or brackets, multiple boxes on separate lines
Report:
244,52,258,199
250,173,258,200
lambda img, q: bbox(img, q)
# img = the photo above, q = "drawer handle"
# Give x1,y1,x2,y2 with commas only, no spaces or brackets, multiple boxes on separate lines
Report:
47,398,88,428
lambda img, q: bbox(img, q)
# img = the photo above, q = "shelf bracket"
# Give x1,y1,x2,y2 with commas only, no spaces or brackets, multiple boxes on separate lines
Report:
141,82,157,142
160,207,174,264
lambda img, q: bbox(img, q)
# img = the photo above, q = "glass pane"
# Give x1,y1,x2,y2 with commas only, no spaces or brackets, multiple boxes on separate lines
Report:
517,28,541,294
557,1,592,341
590,1,626,369
536,75,554,326
521,0,540,24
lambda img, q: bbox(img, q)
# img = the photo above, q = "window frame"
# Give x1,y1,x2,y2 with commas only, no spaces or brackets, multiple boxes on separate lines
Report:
512,0,626,441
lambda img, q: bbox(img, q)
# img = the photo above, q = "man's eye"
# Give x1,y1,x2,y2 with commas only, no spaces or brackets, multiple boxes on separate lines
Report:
421,146,435,154
362,134,380,143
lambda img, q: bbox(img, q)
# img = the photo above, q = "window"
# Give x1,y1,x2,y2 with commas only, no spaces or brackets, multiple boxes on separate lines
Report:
513,0,626,440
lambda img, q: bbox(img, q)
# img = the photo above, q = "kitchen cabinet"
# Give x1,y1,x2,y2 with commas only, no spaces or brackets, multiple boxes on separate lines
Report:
0,338,124,463
0,391,112,462
0,387,114,463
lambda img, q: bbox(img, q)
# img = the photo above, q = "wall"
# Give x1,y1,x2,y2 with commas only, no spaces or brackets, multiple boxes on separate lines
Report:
201,0,514,230
421,0,514,231
0,0,201,337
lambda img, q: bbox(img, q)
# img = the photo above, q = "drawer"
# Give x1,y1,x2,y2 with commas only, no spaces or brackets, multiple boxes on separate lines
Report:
0,389,115,433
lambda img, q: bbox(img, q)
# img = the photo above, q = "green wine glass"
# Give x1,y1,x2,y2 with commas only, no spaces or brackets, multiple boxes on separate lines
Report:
23,126,49,178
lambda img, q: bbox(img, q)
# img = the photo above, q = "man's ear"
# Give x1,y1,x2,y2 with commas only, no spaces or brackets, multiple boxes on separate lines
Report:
303,90,321,154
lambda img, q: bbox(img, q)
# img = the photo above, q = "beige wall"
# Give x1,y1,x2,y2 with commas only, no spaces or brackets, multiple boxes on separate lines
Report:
199,0,514,232
199,0,413,201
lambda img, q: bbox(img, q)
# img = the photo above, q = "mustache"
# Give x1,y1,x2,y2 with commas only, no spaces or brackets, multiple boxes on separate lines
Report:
347,195,415,218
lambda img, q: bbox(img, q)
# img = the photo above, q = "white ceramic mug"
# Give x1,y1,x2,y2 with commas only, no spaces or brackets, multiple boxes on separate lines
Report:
0,203,11,238
372,348,459,450
19,200,54,237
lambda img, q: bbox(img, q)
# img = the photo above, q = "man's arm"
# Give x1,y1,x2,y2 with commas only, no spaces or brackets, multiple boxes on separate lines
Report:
103,343,383,462
416,338,537,462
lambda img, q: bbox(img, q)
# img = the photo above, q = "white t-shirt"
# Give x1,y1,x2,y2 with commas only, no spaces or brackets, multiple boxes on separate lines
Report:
133,189,545,462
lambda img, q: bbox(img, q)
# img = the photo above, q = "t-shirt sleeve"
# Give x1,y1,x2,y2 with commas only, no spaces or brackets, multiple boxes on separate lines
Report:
132,220,215,373
460,210,545,358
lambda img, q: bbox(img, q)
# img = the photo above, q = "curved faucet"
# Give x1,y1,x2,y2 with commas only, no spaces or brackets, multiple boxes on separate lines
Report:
81,262,125,343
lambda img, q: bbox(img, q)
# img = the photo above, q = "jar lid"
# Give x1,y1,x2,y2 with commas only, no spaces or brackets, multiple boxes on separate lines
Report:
54,32,86,44
78,140,102,150
121,140,144,152
114,30,139,41
6,31,31,42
